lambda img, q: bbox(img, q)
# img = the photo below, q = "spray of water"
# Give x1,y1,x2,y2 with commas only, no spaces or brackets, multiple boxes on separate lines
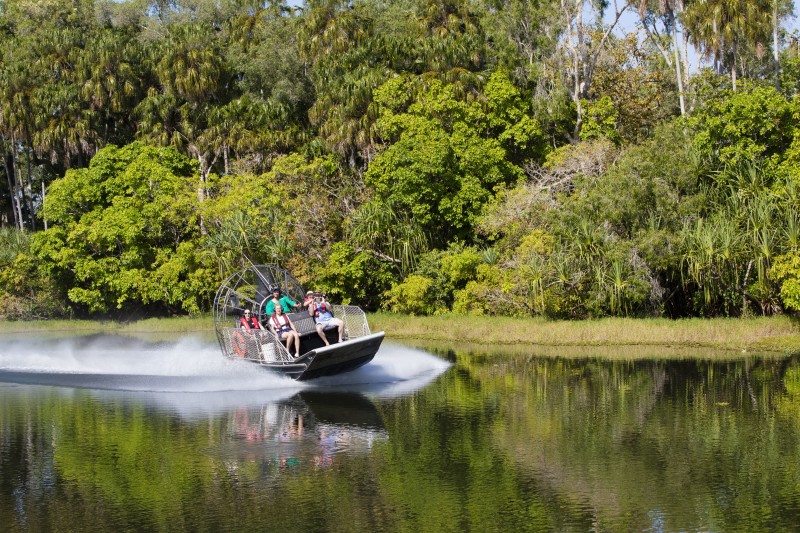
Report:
0,334,450,394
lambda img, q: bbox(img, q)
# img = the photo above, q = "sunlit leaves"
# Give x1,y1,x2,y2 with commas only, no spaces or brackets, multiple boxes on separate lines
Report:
31,142,210,314
366,76,527,245
688,81,794,167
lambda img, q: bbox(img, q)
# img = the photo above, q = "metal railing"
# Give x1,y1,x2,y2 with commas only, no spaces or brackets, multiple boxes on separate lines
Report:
220,328,293,364
221,305,372,363
333,305,371,338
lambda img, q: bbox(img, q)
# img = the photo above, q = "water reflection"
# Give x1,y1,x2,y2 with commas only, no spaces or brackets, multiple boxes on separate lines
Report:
3,333,800,532
455,353,800,532
223,392,387,469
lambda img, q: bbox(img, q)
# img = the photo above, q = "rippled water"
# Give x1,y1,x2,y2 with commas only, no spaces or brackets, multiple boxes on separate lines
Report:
1,334,799,532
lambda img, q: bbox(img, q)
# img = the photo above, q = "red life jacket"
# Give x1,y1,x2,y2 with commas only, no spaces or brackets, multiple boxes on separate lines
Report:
311,301,329,318
271,313,291,333
240,316,261,330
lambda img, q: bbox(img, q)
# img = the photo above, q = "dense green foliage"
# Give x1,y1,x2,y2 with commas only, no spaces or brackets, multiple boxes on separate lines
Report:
0,0,799,319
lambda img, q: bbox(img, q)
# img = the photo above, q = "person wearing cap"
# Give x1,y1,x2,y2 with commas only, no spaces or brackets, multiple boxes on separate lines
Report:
264,286,298,316
302,290,314,311
309,292,344,345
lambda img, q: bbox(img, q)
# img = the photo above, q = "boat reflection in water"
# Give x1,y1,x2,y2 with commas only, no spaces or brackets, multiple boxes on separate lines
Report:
226,391,388,468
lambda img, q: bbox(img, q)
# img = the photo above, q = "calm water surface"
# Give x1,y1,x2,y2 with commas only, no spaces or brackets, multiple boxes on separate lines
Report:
1,334,799,532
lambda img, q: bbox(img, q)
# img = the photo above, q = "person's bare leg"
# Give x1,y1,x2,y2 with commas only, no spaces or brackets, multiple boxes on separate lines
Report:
283,334,293,353
293,333,301,356
316,324,329,345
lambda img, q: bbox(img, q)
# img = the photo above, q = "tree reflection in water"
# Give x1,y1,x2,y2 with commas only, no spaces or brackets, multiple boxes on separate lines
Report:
447,350,800,532
2,346,800,531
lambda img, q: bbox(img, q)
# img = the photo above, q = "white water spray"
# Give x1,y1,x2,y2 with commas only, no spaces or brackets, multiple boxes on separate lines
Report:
0,334,450,393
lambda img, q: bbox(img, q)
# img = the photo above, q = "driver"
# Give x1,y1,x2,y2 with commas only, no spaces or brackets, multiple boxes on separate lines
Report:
264,286,299,316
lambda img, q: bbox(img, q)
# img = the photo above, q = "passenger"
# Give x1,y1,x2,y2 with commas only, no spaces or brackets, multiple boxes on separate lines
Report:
302,290,314,311
269,306,301,357
309,292,344,345
240,309,262,331
264,286,299,316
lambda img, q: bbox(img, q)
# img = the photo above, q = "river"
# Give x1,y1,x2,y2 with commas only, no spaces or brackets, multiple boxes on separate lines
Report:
1,333,799,532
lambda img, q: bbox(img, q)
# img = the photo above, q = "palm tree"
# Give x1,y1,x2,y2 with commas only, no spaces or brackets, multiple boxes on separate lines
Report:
0,40,41,229
347,199,428,275
136,23,231,234
684,0,772,90
78,28,143,147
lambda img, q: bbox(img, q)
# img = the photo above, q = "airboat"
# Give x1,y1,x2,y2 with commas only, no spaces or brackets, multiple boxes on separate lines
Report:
212,264,384,380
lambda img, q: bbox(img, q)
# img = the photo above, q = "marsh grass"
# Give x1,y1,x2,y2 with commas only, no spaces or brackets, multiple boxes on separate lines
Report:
1,313,798,355
0,315,213,334
370,313,800,354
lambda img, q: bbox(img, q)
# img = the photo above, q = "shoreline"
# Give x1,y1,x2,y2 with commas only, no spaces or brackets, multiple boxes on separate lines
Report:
370,314,800,355
1,314,798,356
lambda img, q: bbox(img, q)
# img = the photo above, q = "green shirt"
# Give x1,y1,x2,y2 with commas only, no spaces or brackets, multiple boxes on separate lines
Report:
265,295,297,315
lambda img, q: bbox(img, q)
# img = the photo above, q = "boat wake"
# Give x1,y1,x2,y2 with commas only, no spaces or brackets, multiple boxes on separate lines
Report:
0,334,450,395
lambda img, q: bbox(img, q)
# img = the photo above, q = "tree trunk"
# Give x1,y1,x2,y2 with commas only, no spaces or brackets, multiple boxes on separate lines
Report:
41,180,47,231
2,141,20,230
670,12,686,115
774,0,781,90
196,153,208,236
562,0,629,140
11,140,23,231
25,144,35,231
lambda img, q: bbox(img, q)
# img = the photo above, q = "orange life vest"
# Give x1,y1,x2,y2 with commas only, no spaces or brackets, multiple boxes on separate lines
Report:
240,316,261,330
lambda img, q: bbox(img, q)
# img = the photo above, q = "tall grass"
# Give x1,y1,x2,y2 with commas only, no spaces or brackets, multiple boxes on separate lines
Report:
370,313,800,354
1,313,797,355
0,315,214,333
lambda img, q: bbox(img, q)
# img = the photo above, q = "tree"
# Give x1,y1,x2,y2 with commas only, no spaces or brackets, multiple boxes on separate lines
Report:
77,26,144,148
687,81,793,167
587,32,678,143
135,22,231,234
31,142,212,315
684,0,773,91
557,0,632,139
479,0,561,84
365,73,536,246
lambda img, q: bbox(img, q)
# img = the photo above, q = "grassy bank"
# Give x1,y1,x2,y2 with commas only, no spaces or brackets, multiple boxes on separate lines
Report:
1,313,798,355
0,316,213,334
370,313,800,355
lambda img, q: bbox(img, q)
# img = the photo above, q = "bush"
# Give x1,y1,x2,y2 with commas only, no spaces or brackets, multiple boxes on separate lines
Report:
770,252,800,313
384,274,437,315
311,242,396,310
